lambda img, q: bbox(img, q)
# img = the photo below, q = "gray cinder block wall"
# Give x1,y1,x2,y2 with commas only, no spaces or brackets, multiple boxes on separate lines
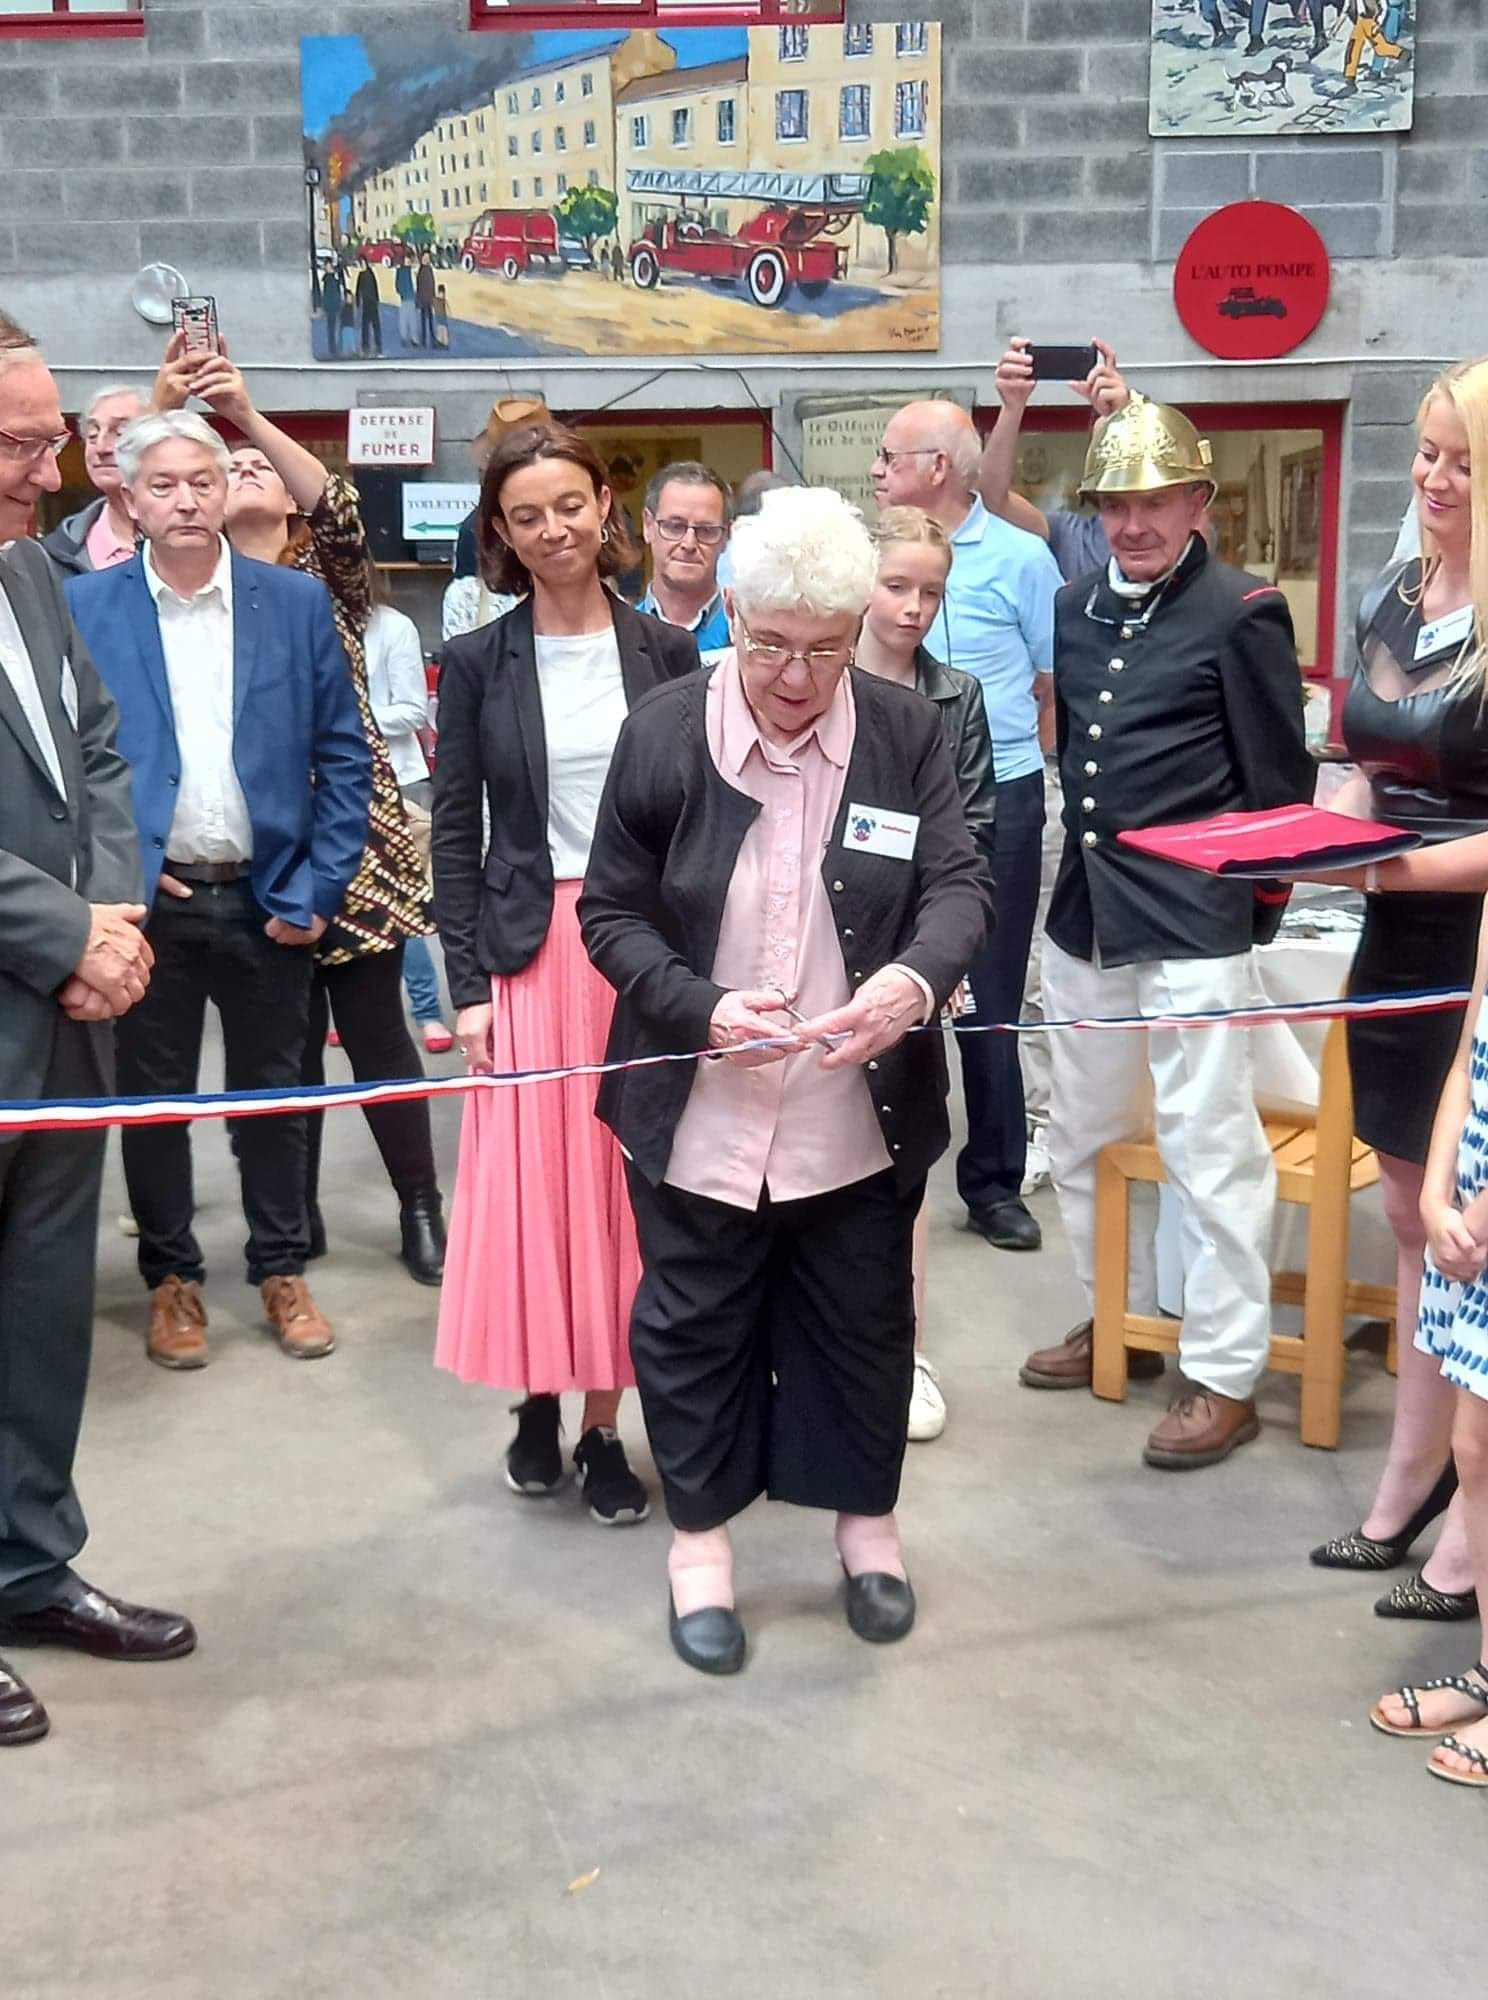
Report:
3,0,1487,663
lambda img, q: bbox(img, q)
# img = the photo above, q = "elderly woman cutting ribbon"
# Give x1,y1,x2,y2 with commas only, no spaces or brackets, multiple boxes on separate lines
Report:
579,486,991,1676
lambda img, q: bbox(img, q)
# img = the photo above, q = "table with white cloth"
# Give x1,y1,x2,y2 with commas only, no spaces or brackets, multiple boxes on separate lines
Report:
1155,885,1395,1314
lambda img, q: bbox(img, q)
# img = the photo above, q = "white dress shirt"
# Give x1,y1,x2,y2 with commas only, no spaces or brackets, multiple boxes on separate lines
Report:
365,603,430,788
144,538,253,863
0,576,67,800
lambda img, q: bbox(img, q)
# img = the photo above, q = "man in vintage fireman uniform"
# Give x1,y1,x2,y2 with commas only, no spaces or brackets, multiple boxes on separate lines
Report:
1018,397,1313,1469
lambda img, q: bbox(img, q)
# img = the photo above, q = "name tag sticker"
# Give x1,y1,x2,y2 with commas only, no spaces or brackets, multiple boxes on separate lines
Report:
1416,603,1474,661
844,803,919,861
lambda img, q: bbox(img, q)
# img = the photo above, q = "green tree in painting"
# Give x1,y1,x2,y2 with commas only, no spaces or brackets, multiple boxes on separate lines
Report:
863,147,935,277
554,184,619,254
393,211,437,250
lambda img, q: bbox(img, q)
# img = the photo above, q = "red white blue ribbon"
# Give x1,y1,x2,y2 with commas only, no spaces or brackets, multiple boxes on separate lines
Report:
0,986,1469,1135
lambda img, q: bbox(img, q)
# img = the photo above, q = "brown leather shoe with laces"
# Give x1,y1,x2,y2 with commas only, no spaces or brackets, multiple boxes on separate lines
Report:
1019,1319,1166,1390
1143,1386,1259,1469
260,1275,336,1359
146,1276,209,1370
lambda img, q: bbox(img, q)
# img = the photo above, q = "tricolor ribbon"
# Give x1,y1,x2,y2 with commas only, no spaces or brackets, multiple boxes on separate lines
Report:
0,987,1469,1135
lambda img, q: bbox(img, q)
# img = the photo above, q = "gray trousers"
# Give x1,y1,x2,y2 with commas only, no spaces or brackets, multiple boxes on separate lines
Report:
0,1020,105,1609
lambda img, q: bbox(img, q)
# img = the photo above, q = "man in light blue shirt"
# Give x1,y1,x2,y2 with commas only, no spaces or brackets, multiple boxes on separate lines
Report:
874,400,1062,1253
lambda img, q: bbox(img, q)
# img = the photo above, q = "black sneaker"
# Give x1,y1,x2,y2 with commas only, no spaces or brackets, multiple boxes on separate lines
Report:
573,1426,650,1526
505,1394,565,1497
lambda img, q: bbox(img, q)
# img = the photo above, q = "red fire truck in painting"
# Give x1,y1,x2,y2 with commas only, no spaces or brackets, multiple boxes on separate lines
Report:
624,168,868,308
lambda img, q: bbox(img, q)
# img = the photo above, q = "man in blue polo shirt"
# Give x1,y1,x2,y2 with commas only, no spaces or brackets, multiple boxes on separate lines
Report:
636,461,732,664
874,400,1062,1252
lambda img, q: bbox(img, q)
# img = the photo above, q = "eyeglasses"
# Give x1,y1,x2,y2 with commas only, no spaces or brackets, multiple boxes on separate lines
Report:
653,515,726,548
736,621,853,674
873,445,939,470
0,425,70,466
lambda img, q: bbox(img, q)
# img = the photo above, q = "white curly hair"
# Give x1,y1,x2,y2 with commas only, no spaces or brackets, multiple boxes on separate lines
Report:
727,483,877,620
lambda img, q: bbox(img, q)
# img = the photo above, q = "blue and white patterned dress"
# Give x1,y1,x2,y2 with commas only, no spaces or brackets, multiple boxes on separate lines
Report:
1418,996,1488,1401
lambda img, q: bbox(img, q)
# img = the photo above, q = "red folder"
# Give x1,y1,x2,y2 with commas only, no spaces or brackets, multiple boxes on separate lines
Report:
1118,805,1422,879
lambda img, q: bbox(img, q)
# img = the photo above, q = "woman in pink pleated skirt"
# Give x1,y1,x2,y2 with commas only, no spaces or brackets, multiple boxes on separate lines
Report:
430,422,699,1522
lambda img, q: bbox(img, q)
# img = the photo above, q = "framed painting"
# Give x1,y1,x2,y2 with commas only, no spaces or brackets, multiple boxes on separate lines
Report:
1149,0,1415,138
1278,445,1323,577
300,21,939,360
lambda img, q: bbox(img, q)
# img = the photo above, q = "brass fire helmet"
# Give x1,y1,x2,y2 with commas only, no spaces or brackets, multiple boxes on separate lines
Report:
1078,393,1217,502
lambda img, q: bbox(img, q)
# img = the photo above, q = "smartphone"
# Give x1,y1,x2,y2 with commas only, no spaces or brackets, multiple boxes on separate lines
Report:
1025,342,1098,383
171,294,219,355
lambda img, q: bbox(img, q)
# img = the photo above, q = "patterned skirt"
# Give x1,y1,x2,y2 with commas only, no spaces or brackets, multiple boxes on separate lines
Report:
1417,997,1488,1401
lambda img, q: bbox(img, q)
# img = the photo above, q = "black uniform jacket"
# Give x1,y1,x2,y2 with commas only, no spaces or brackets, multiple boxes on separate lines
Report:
1046,536,1314,968
915,645,997,861
432,593,700,1007
578,666,994,1195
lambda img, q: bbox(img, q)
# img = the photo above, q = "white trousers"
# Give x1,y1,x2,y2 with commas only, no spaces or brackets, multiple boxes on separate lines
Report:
1041,938,1276,1400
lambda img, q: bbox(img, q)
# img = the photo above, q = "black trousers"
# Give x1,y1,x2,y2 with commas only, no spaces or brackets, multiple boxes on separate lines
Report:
360,303,382,355
301,945,438,1211
953,766,1044,1211
0,1021,105,1610
626,1166,924,1532
118,879,313,1288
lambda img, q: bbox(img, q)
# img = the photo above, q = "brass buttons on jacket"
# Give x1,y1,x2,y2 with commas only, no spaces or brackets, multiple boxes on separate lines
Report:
1082,831,1098,848
1088,724,1102,740
1108,657,1125,672
832,880,844,892
1098,690,1114,705
1084,760,1098,776
1081,797,1096,812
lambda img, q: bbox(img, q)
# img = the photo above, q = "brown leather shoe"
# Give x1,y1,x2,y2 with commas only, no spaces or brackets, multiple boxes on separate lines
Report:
0,1655,48,1745
1019,1319,1166,1391
146,1276,209,1370
260,1275,336,1359
1143,1387,1259,1470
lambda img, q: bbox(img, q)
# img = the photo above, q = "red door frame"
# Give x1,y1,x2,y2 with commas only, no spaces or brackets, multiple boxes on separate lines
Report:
973,399,1344,679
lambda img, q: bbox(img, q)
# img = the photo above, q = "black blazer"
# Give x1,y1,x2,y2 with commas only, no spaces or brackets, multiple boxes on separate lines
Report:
578,667,993,1195
1045,537,1313,968
432,593,699,1006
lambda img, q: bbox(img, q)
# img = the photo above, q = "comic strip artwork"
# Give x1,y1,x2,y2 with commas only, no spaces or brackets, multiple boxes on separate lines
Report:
1149,0,1415,136
300,23,940,360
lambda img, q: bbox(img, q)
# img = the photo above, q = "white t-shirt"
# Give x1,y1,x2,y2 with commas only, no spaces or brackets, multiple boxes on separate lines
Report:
534,626,627,880
364,604,430,788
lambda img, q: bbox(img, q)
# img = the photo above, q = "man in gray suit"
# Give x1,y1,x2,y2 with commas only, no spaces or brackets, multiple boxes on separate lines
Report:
0,312,195,1747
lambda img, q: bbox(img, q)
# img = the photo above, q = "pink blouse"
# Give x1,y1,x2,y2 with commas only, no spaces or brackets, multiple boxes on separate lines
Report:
664,653,892,1212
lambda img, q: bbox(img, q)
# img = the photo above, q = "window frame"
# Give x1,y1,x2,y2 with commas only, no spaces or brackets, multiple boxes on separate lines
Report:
839,82,870,143
775,87,808,144
0,0,143,37
973,400,1345,681
472,1,842,27
894,77,927,140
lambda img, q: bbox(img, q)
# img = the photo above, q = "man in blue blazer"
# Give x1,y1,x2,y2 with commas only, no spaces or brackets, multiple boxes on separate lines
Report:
67,410,371,1370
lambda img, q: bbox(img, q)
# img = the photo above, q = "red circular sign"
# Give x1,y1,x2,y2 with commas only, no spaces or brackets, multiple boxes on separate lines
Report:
1173,202,1330,362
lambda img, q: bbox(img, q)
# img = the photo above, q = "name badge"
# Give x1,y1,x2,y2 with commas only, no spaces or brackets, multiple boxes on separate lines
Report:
1416,603,1474,661
844,802,919,861
59,656,79,730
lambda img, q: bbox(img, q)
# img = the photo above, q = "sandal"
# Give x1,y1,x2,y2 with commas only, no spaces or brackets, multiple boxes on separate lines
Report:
1370,1661,1488,1739
1428,1732,1488,1789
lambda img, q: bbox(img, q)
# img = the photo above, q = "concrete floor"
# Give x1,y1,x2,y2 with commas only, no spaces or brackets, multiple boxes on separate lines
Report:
5,1036,1481,2000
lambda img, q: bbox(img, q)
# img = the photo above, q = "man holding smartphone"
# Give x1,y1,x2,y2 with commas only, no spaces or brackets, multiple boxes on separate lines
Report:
873,400,1062,1254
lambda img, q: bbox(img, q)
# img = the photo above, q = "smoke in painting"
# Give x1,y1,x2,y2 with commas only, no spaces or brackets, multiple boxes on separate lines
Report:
300,23,940,361
1149,0,1415,138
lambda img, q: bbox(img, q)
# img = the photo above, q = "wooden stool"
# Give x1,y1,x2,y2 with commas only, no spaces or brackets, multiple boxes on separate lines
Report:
1091,1020,1396,1449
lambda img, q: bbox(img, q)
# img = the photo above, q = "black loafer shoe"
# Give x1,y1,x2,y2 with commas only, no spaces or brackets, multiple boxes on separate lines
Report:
668,1594,745,1676
968,1198,1042,1253
0,1576,196,1662
844,1571,916,1645
0,1656,48,1745
399,1194,447,1287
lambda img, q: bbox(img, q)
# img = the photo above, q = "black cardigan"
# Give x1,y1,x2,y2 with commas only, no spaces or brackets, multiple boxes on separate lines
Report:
578,666,994,1194
431,593,700,1006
